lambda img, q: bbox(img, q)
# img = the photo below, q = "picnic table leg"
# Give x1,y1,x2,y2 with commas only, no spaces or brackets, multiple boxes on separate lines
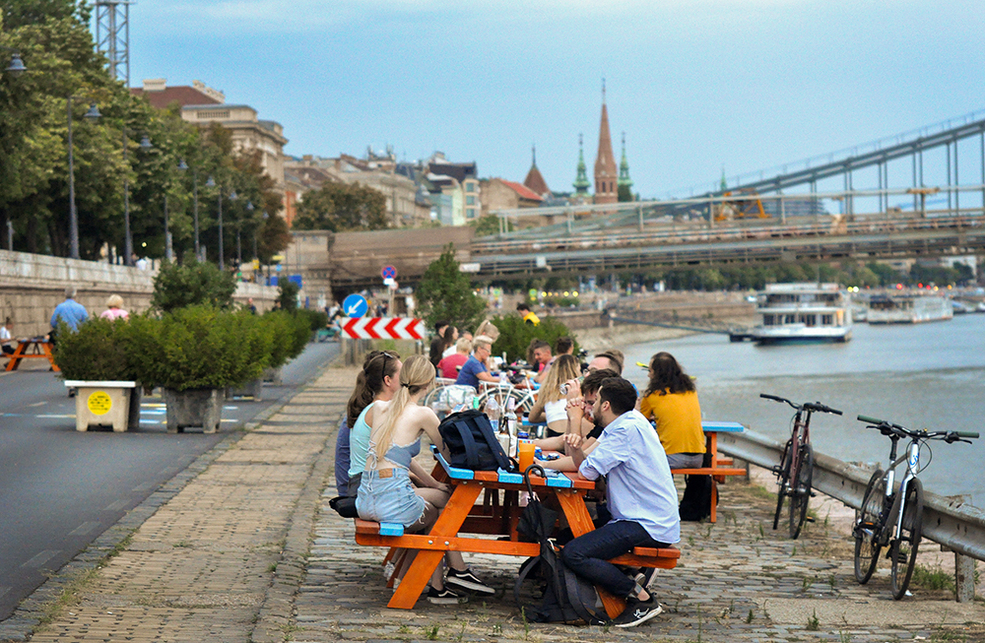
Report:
5,343,26,371
387,482,483,609
42,342,59,372
555,490,625,620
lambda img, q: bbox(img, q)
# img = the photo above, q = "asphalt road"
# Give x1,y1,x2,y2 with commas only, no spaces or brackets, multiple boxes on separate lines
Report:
0,340,340,621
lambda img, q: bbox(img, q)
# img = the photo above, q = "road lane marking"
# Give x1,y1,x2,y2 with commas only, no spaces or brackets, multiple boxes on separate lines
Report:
104,499,129,511
28,402,45,407
21,550,59,568
68,521,101,536
131,482,156,492
0,586,10,599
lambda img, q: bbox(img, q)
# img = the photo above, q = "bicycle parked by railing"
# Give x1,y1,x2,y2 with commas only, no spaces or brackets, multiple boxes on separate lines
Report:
852,415,978,600
761,394,843,539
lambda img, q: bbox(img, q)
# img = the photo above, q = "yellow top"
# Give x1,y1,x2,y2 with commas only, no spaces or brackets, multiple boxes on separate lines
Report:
638,389,706,455
523,311,541,325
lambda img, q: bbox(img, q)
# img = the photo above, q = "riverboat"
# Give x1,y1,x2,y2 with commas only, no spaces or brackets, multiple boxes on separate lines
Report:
747,283,852,344
867,294,953,324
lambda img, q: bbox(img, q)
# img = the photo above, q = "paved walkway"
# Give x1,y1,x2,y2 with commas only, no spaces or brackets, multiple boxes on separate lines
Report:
2,365,983,643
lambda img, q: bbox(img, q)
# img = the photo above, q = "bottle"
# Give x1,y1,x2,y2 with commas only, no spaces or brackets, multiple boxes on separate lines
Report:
504,397,518,436
485,395,500,433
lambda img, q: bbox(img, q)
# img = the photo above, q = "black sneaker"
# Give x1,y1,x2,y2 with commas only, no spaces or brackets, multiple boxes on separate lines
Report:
445,567,496,595
613,596,662,628
426,586,467,605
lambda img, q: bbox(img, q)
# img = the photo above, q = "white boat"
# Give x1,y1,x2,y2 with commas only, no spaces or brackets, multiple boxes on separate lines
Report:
749,283,852,344
867,295,953,324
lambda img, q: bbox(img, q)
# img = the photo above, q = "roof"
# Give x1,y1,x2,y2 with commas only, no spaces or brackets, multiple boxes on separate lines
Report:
130,86,222,110
501,180,544,202
429,162,477,183
523,164,550,196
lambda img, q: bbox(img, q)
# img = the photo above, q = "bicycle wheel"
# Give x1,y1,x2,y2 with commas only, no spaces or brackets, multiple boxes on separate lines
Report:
788,444,813,539
890,478,923,600
773,439,792,531
853,469,886,584
475,387,530,415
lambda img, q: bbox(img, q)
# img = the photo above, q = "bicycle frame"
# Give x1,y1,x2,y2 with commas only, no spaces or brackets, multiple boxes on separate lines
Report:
788,409,810,479
878,437,921,544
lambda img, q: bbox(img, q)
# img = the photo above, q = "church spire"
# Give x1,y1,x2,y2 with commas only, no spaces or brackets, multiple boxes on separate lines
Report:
573,134,590,194
618,131,633,193
524,142,550,197
593,79,617,204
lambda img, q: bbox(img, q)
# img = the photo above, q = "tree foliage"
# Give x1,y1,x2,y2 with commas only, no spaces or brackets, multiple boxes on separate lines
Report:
292,181,388,232
469,214,512,237
150,260,237,313
415,245,487,333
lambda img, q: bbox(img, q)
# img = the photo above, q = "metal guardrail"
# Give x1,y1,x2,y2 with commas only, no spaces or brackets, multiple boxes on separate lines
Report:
717,430,985,593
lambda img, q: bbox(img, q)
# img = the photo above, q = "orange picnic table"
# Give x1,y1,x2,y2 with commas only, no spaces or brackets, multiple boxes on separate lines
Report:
4,338,58,372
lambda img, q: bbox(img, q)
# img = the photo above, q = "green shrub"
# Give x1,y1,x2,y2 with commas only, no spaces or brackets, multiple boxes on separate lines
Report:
485,313,576,363
151,260,237,313
277,280,300,311
296,308,329,332
129,306,272,391
262,311,311,369
53,318,134,381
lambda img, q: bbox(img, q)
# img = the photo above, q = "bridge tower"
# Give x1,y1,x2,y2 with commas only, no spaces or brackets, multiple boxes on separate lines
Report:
573,134,590,194
95,0,132,86
593,80,617,204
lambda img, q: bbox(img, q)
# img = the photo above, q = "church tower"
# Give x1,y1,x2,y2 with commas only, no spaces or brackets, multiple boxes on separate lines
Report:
617,132,633,198
593,80,618,204
523,144,550,197
573,134,590,194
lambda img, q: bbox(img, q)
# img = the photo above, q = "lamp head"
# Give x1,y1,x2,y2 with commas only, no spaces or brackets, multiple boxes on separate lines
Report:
247,201,254,211
83,104,101,120
229,190,238,201
205,176,216,188
5,52,26,77
177,159,189,171
139,135,152,149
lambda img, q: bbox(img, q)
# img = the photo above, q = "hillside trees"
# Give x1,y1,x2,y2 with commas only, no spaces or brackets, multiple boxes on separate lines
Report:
292,181,388,232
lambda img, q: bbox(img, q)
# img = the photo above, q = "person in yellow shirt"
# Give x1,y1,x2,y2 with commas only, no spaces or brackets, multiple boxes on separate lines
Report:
516,302,540,325
638,352,705,469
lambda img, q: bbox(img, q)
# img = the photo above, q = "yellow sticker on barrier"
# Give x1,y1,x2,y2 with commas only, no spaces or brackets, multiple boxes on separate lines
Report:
87,391,112,415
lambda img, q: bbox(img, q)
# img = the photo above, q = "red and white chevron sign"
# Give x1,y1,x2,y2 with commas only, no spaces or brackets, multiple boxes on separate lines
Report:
342,317,426,340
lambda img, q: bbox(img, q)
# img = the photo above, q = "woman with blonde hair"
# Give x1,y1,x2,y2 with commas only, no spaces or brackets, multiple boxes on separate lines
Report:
527,353,580,437
99,294,129,321
356,354,493,603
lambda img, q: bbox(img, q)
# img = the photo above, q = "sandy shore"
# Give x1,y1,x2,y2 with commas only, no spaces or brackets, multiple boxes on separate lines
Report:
575,323,696,355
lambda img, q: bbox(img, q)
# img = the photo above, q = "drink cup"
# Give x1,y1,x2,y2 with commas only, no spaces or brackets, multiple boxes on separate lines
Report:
518,441,536,473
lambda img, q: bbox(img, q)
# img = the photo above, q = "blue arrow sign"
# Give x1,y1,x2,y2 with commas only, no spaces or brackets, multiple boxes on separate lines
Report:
342,294,368,318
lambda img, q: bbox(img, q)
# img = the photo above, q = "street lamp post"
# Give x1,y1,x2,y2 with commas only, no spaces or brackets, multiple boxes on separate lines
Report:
205,178,235,271
66,98,101,260
177,160,201,260
237,201,253,267
122,130,152,266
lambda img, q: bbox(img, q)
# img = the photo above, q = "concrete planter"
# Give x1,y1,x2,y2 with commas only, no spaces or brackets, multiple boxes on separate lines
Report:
262,366,282,385
163,388,223,434
226,377,262,401
65,381,136,432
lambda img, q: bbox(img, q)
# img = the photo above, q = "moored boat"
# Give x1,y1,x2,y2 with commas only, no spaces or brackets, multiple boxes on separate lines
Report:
867,294,953,324
748,283,852,344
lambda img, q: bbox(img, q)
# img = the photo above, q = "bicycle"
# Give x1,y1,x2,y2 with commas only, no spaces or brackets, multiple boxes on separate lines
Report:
852,415,978,599
473,363,538,414
760,394,843,539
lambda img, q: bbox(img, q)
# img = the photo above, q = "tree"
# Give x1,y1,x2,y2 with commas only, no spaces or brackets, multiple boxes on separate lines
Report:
415,245,487,333
277,280,300,311
617,184,634,202
469,214,511,237
292,181,388,232
150,260,237,313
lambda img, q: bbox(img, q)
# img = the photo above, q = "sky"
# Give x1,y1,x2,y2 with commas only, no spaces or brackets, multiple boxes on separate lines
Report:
125,0,985,200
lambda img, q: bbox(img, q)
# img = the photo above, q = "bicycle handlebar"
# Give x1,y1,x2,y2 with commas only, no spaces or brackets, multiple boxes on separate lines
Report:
760,393,842,415
857,415,979,443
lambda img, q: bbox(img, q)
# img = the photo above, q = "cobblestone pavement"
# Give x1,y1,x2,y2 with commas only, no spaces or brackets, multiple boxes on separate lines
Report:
3,364,983,643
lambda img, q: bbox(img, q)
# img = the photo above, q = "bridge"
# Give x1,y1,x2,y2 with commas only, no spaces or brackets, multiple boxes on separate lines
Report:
325,110,985,292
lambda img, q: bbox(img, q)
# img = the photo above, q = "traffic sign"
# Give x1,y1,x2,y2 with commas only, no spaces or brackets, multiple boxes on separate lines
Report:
342,317,425,340
342,294,369,318
381,265,397,280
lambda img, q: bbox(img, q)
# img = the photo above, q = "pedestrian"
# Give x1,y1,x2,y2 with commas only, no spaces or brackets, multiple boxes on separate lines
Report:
1,318,15,355
99,294,129,321
50,286,89,344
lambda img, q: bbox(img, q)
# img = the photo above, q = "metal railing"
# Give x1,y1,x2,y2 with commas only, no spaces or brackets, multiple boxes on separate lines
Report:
717,430,985,601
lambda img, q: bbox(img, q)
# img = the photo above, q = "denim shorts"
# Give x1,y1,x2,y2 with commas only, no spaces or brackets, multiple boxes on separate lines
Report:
355,467,426,528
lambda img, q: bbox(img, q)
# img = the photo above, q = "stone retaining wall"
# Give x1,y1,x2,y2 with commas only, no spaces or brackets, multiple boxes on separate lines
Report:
1,250,278,337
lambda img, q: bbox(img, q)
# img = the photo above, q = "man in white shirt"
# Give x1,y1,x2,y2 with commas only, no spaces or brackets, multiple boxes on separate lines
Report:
561,376,680,628
1,319,15,355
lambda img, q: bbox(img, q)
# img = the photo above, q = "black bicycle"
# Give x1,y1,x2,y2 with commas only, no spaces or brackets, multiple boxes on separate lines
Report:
761,394,842,539
853,415,977,599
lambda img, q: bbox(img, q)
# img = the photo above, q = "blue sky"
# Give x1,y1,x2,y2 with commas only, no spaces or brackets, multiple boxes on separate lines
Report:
127,1,985,199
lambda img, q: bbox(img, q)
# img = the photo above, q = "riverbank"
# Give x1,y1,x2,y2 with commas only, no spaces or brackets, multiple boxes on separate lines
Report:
575,323,697,355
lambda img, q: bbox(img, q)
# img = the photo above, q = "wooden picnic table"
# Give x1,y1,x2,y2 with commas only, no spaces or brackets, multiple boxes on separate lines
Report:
4,338,58,372
669,421,747,523
354,451,680,618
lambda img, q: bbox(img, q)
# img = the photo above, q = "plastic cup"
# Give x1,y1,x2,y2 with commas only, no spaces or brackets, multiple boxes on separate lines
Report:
518,441,536,473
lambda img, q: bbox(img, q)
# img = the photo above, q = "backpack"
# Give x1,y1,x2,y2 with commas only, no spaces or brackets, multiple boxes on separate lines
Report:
514,465,608,625
437,409,512,472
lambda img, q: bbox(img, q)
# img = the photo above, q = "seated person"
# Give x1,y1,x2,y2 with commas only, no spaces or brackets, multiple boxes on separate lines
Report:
638,352,705,470
356,355,493,603
527,354,580,437
560,377,680,628
587,349,624,375
1,319,15,356
440,325,459,358
428,320,449,367
454,337,498,389
533,367,619,471
530,340,553,384
554,335,574,356
437,337,471,380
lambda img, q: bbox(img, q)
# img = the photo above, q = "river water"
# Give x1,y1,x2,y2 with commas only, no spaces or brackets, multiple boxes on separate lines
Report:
621,313,985,506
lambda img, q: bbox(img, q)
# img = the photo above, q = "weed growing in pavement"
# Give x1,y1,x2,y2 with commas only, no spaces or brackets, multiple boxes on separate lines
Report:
36,567,101,626
759,523,765,538
267,562,278,573
839,630,853,643
705,524,713,537
911,564,956,592
520,607,531,639
398,625,410,634
456,620,468,641
423,624,439,640
801,576,813,591
688,535,695,547
490,623,502,636
746,608,754,624
807,609,820,631
763,600,770,620
792,545,798,556
173,540,191,548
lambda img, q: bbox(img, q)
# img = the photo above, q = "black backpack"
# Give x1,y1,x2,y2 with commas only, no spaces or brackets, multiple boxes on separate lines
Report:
514,466,608,625
437,409,512,472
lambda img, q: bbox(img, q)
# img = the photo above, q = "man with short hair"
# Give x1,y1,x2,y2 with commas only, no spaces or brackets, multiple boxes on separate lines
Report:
50,286,89,343
1,318,15,355
454,337,499,389
561,376,680,628
588,349,624,375
516,302,540,325
429,320,450,367
530,339,553,384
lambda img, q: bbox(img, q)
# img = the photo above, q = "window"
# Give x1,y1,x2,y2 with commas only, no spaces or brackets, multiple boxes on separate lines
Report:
466,182,477,193
763,314,775,326
785,314,796,324
466,208,476,218
466,195,476,205
821,314,833,325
